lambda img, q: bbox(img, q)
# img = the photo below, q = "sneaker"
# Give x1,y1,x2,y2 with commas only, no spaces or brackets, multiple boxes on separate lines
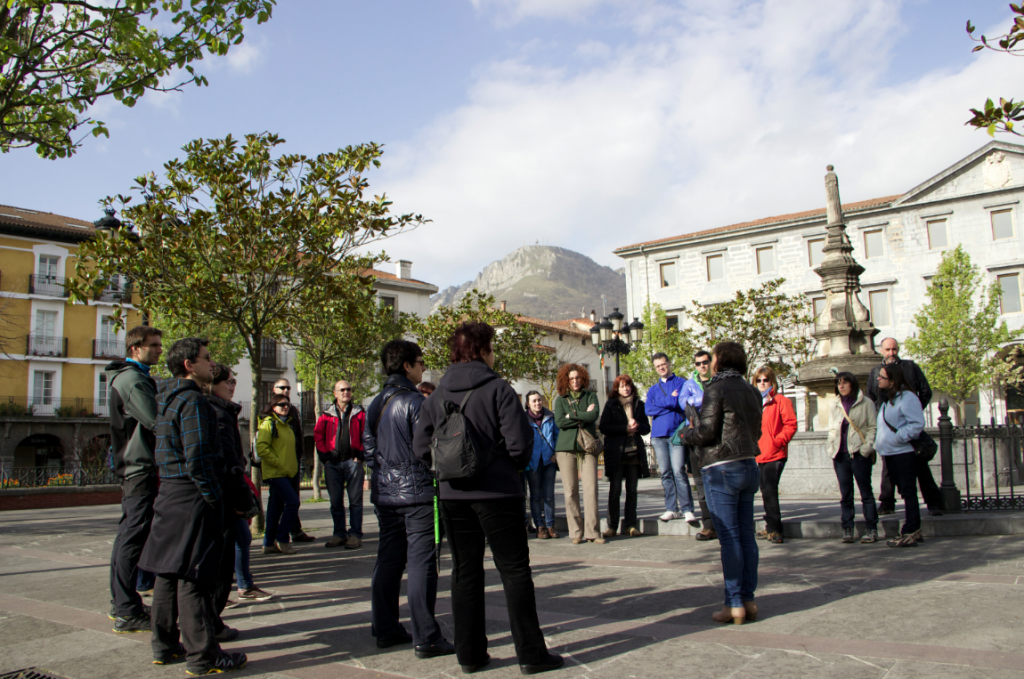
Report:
214,626,239,642
755,529,768,540
683,511,697,522
887,533,918,548
224,599,240,609
185,651,247,675
109,602,150,620
325,536,346,548
659,511,681,522
878,506,895,516
345,536,362,549
153,643,187,665
238,587,274,602
291,532,316,543
262,543,281,555
860,529,878,544
768,532,784,544
628,527,641,537
841,528,855,544
276,540,298,555
911,529,925,543
695,528,718,541
113,612,150,633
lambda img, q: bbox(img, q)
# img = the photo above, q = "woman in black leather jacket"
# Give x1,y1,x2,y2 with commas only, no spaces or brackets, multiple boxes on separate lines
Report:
682,341,762,625
598,374,650,538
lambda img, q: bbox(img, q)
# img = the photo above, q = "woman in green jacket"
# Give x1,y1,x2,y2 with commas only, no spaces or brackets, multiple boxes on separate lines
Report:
257,395,300,555
553,363,603,544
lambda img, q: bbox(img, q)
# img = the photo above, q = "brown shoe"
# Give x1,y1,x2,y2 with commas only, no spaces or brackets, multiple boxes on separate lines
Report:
547,527,559,539
324,536,345,549
537,528,549,540
571,537,584,544
695,528,718,541
345,536,362,550
591,538,606,544
628,527,641,537
602,528,616,538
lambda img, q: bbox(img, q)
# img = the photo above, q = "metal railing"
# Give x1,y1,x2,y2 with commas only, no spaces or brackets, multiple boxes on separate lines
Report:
92,339,125,359
0,395,107,418
96,282,133,303
28,274,68,297
26,334,68,357
0,463,118,489
260,339,287,370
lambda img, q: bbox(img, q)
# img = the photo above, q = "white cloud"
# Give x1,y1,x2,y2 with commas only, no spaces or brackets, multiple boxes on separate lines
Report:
380,0,1022,291
224,37,265,74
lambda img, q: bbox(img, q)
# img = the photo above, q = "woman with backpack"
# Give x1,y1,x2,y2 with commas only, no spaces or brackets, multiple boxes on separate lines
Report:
874,363,926,548
599,374,651,539
257,394,300,556
553,363,603,545
524,391,559,539
826,372,879,545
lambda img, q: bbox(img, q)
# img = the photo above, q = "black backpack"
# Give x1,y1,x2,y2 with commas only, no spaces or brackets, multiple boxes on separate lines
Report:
430,388,496,481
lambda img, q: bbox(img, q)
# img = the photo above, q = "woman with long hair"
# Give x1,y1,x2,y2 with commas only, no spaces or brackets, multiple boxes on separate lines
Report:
752,366,797,545
524,390,559,539
682,341,763,625
826,372,879,544
553,363,602,545
257,394,300,555
598,374,650,538
874,363,926,548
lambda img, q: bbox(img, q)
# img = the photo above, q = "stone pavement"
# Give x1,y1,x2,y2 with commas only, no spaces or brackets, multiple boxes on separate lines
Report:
1,495,1023,679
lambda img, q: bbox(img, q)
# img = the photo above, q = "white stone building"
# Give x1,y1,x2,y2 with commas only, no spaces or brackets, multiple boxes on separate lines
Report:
614,141,1024,428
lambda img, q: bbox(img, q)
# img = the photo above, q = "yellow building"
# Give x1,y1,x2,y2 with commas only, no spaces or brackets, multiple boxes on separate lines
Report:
0,204,144,418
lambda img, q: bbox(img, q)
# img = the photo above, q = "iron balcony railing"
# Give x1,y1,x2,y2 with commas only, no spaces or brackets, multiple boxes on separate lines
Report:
260,339,287,370
26,334,68,357
92,339,125,359
28,274,68,297
0,395,107,418
96,282,133,303
0,463,118,489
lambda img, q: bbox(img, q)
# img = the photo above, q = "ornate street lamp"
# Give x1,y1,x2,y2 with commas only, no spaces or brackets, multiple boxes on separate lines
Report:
93,207,121,233
589,321,601,348
593,308,644,379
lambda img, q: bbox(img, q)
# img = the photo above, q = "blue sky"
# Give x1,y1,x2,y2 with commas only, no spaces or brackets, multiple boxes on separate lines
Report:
0,0,1015,290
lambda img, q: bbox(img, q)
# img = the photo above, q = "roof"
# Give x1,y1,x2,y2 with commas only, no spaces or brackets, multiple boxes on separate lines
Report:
515,314,591,337
613,194,901,253
0,204,96,243
365,268,437,289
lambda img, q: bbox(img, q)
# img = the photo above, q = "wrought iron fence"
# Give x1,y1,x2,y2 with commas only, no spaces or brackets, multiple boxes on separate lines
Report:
951,420,1024,511
28,274,68,297
0,395,106,418
1,463,118,489
92,339,125,359
26,334,68,357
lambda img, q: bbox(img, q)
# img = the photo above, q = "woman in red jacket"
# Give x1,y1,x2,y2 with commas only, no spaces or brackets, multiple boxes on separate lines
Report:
753,367,797,544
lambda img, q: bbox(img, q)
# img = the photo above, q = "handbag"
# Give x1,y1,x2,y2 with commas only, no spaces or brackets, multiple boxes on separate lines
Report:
881,403,937,462
568,397,602,455
838,402,875,462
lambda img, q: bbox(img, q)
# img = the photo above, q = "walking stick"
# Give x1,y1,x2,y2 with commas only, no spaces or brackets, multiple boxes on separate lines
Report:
433,477,442,572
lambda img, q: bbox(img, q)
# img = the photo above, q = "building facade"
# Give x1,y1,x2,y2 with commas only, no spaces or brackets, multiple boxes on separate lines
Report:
614,141,1024,427
509,313,609,409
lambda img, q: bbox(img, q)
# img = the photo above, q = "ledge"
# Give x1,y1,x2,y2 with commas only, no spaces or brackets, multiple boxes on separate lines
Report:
0,484,120,497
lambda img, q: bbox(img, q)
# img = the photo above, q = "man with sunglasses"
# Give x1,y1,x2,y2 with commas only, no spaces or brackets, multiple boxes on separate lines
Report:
273,379,315,542
678,350,716,539
314,380,366,549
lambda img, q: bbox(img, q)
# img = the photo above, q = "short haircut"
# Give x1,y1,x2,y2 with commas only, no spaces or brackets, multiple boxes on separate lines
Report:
556,363,591,396
752,366,778,392
165,337,209,378
694,350,711,362
381,339,423,376
418,381,436,396
449,322,496,364
262,393,291,416
881,337,899,349
833,371,860,398
273,378,290,387
712,341,747,375
651,352,670,365
212,364,232,385
524,390,544,409
125,326,162,354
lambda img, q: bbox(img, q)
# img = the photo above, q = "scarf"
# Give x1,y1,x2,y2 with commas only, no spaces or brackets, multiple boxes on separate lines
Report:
617,394,634,421
761,387,773,405
710,368,743,384
126,358,150,375
527,408,545,426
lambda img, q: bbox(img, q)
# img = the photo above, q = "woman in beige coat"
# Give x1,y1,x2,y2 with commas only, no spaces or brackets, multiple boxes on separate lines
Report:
826,372,879,545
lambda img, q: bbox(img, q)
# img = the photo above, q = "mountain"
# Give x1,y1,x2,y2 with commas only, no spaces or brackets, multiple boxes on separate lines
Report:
430,245,627,320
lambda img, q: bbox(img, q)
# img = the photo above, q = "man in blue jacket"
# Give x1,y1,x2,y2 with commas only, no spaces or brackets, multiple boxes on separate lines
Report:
645,353,695,522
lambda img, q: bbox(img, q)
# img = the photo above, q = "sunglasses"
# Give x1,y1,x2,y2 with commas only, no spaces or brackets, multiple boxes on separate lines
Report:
275,386,291,391
695,360,710,367
756,378,772,384
274,402,291,408
336,388,352,393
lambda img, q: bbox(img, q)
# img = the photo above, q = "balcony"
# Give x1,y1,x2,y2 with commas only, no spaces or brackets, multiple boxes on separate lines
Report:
28,274,68,298
92,339,125,359
26,335,68,358
0,395,106,418
260,339,287,370
96,282,133,303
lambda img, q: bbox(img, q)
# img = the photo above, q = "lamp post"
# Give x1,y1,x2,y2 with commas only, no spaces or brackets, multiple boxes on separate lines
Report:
590,308,644,379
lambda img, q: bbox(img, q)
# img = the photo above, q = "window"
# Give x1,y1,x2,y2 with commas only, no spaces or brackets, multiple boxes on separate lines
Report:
33,371,54,405
756,247,775,274
998,273,1022,314
992,209,1015,240
660,262,676,288
926,219,948,249
812,296,826,325
863,230,884,259
36,310,57,337
666,315,679,330
100,316,116,342
868,289,890,326
380,295,397,320
38,255,58,280
98,373,108,407
706,254,724,281
808,238,825,267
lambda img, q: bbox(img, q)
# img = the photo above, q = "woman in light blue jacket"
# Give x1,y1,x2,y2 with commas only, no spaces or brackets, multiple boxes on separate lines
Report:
873,363,925,548
525,391,560,539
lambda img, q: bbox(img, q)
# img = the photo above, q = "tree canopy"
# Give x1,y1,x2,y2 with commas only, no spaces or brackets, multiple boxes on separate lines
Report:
619,301,697,392
966,5,1024,136
1,0,275,158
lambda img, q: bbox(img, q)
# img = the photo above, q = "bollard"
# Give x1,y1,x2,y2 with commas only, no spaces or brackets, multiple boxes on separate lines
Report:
938,399,962,513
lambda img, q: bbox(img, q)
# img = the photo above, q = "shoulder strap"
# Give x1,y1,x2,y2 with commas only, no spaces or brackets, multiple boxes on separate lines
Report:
880,402,898,434
839,402,866,441
371,388,403,438
458,389,475,410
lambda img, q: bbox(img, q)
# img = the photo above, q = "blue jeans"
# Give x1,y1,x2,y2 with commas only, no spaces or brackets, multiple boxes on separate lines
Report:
525,462,557,528
324,459,364,538
702,459,760,607
651,437,694,513
235,517,254,591
264,476,300,546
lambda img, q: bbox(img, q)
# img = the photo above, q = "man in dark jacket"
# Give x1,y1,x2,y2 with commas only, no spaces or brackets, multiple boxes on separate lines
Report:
273,379,315,542
865,338,941,515
139,338,246,674
313,379,366,550
107,325,162,633
363,340,454,659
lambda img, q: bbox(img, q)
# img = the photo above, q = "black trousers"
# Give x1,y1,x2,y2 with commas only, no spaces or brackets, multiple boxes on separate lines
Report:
109,474,158,618
442,498,549,666
833,452,878,530
151,574,220,666
689,449,713,531
288,472,303,536
758,459,786,535
884,453,921,535
879,454,941,510
606,463,640,531
212,514,239,631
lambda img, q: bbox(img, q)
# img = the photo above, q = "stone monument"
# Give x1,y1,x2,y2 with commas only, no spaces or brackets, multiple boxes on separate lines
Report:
797,165,881,428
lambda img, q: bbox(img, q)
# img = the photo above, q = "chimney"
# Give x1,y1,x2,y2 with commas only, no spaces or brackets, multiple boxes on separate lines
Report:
396,260,412,279
500,300,507,312
590,309,596,322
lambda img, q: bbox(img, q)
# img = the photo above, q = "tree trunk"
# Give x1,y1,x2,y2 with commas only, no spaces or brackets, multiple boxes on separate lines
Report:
249,334,265,533
311,369,324,500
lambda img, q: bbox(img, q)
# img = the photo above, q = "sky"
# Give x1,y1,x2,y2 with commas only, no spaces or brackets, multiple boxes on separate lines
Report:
0,0,1017,291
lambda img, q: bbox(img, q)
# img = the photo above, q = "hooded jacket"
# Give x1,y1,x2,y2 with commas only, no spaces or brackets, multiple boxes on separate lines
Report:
105,359,158,480
645,373,687,438
756,388,798,464
874,389,925,457
256,413,299,481
313,401,366,462
366,374,433,507
413,360,534,501
154,378,223,505
527,408,559,471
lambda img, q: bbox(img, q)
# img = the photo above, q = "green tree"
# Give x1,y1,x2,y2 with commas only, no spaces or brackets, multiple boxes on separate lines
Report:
66,132,424,526
683,278,813,379
410,289,546,381
619,301,698,392
966,6,1024,136
1,0,275,158
149,311,246,381
904,245,1017,423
